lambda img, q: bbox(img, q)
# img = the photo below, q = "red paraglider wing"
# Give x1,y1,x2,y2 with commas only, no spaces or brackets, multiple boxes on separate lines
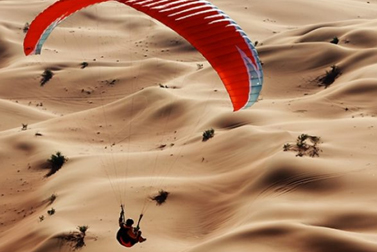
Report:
24,0,109,56
24,0,263,111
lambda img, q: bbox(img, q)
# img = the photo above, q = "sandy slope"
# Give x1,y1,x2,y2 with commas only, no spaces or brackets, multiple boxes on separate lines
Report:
1,0,377,251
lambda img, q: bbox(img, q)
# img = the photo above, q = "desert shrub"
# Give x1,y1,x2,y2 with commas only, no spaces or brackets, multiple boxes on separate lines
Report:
158,144,167,149
57,226,88,250
202,128,215,141
296,134,308,148
330,37,339,44
40,69,54,86
47,208,55,216
42,193,57,205
80,62,88,69
21,123,28,130
318,65,341,88
49,193,57,204
77,225,88,235
150,190,170,205
46,152,67,177
283,143,291,151
102,79,117,85
284,134,321,157
23,22,30,33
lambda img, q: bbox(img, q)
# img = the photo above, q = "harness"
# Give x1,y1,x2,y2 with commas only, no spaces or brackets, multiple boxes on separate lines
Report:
119,235,133,247
116,226,137,248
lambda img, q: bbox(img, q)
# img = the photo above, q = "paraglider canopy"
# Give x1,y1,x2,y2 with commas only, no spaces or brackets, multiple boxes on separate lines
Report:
23,0,263,111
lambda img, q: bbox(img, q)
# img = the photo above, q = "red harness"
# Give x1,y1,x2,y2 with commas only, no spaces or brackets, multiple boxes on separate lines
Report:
119,236,132,247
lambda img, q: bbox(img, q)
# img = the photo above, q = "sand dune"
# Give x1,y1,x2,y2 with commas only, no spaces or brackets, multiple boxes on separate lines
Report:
1,0,377,252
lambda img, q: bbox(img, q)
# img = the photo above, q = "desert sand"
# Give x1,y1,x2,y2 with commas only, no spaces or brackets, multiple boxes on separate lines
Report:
1,0,377,251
